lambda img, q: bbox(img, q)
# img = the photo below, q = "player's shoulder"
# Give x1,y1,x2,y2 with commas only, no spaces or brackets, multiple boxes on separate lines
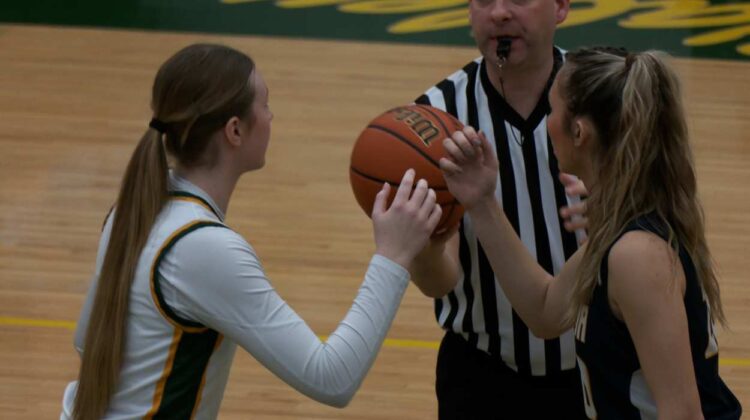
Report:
608,230,676,290
181,221,243,243
610,229,668,260
169,221,254,261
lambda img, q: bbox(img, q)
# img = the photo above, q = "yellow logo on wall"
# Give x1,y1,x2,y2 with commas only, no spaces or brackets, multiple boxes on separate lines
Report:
222,0,750,57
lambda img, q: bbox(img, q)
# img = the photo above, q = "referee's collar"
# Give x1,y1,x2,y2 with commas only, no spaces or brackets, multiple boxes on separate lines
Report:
480,46,563,132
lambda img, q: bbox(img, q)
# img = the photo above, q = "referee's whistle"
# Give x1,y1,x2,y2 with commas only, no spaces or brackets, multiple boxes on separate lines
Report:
496,37,512,69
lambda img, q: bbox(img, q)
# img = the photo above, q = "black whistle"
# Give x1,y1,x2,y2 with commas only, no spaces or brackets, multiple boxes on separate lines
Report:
497,37,512,63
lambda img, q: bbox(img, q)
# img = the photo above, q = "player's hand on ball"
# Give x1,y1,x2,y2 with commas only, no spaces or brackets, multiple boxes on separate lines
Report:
372,169,442,268
350,104,465,232
440,126,499,210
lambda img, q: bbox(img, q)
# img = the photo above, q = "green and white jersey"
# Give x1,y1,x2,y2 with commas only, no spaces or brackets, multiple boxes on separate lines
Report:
62,173,410,419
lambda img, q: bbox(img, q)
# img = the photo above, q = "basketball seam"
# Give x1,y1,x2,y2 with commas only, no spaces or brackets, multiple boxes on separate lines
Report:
366,124,441,169
349,166,451,192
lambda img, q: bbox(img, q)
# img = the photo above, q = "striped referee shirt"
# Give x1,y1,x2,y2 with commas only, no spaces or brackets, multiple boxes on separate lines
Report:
416,47,581,376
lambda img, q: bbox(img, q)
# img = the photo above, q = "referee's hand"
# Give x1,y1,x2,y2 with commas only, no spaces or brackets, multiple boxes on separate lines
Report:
558,172,588,243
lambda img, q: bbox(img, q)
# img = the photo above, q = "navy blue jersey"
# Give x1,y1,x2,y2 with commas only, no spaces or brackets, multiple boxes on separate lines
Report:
574,214,741,419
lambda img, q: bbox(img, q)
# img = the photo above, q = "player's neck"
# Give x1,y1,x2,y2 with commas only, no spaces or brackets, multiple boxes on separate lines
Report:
174,165,237,217
486,54,554,120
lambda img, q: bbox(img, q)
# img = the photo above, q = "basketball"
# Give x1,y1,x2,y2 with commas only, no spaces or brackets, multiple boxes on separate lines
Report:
349,104,465,233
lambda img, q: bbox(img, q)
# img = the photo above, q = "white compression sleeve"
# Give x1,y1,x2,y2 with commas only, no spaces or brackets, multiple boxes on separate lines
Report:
159,227,410,407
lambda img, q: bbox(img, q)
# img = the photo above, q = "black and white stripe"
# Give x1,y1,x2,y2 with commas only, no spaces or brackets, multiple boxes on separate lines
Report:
416,48,580,376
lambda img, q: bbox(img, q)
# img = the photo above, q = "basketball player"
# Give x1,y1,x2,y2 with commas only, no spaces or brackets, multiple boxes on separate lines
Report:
440,47,742,419
60,43,443,419
412,1,587,418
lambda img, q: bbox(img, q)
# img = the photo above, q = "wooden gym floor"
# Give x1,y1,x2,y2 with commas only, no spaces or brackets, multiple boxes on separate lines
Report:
0,24,748,418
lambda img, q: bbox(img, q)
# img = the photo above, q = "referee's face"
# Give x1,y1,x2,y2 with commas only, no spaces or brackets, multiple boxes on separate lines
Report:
469,0,569,69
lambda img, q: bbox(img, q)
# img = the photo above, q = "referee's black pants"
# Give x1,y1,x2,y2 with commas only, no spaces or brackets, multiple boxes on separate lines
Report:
436,331,587,420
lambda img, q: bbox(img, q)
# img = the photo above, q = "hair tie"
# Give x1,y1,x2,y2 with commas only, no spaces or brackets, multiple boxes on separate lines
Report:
625,53,637,71
149,118,168,134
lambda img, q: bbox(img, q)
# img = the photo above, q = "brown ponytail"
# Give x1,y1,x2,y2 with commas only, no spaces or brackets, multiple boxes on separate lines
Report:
73,128,168,420
560,48,725,326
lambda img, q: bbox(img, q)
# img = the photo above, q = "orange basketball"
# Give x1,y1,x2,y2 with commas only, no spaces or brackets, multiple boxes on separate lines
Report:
349,104,465,233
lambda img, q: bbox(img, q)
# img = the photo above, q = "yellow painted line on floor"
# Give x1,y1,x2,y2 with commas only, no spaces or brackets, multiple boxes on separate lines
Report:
0,316,76,330
720,358,750,367
384,337,440,349
3,316,748,366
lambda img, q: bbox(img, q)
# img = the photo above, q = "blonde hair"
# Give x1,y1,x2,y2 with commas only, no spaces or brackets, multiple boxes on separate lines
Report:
73,44,256,420
559,47,725,326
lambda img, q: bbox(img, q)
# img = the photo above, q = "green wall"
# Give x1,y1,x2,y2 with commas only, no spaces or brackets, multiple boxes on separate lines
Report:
2,0,749,61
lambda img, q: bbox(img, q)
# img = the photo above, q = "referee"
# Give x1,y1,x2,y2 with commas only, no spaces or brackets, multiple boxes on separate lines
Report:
410,1,587,418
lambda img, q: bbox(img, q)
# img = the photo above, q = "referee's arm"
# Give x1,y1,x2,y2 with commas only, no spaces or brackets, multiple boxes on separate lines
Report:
408,229,460,298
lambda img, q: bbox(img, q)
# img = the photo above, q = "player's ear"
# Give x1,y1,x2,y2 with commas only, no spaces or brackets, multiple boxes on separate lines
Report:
224,116,243,147
573,117,594,148
555,0,571,25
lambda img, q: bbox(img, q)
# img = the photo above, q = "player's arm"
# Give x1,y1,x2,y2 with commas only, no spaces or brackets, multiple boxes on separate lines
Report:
169,230,410,408
467,199,582,337
608,232,703,419
408,92,464,297
408,228,460,298
169,228,414,408
440,126,580,337
167,172,441,408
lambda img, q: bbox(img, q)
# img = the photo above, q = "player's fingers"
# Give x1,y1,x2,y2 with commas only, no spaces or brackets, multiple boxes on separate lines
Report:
477,130,493,155
559,173,588,197
410,178,429,207
439,157,463,176
417,188,437,219
443,134,468,162
372,182,391,217
453,129,475,158
564,217,589,232
467,128,492,156
560,201,587,218
426,203,442,231
463,125,487,150
559,172,577,186
393,168,415,204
